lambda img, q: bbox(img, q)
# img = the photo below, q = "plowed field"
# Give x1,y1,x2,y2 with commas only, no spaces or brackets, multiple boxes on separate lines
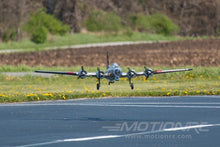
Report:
0,39,219,67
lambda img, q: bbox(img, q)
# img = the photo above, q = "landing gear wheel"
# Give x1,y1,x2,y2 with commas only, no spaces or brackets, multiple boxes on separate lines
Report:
130,83,134,90
97,83,100,90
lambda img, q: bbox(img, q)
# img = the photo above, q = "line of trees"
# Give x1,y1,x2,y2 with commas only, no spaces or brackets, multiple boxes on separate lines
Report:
0,0,219,43
0,0,42,42
42,0,220,36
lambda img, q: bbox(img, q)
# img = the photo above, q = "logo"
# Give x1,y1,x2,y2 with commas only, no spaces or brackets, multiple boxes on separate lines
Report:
102,121,209,134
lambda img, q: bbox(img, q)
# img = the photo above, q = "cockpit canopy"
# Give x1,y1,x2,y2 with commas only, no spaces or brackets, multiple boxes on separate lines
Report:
112,63,119,68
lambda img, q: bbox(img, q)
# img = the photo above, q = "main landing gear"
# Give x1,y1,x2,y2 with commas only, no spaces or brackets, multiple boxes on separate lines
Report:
96,67,104,90
129,78,134,90
97,83,100,90
127,68,136,90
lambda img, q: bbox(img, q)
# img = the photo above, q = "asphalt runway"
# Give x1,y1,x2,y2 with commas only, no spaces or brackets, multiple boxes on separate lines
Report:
0,96,220,147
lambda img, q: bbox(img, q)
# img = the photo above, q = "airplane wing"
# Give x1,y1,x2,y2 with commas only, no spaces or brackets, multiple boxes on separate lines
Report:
152,68,193,74
35,70,77,75
35,70,97,77
121,68,192,77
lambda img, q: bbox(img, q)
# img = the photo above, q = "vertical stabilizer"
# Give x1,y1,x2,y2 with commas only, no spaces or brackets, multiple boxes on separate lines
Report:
107,52,110,69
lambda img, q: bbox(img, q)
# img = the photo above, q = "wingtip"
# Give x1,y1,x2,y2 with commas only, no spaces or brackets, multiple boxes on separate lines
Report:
188,68,193,71
35,70,44,73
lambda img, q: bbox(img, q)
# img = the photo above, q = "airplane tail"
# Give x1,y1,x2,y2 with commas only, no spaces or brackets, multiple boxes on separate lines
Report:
107,52,110,69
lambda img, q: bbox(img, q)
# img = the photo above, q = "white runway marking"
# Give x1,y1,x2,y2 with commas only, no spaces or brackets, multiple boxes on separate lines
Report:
2,102,220,109
64,135,120,142
164,124,215,131
15,123,220,147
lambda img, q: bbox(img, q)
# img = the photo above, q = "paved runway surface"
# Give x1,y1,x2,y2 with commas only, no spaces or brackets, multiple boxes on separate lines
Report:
0,96,220,147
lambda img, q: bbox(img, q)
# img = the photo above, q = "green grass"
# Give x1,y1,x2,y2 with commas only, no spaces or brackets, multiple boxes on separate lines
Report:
0,33,193,51
0,65,219,79
0,66,219,103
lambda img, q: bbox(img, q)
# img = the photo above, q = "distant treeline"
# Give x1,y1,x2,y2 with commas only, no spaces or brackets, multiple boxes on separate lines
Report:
0,0,219,43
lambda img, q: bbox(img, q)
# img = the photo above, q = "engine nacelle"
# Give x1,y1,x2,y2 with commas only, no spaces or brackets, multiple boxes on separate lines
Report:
96,71,104,79
127,69,137,79
78,66,87,79
144,67,153,79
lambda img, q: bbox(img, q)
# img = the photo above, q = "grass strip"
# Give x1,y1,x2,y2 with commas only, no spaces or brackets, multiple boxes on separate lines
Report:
0,66,219,103
0,33,193,51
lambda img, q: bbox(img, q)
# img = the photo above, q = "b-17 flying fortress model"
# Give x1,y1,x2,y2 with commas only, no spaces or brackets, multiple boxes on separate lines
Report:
35,52,192,90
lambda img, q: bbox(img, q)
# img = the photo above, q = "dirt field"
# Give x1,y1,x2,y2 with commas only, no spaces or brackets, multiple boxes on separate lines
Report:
0,39,219,67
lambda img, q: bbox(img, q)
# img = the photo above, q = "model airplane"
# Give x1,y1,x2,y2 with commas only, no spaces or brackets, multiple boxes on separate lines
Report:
35,52,192,90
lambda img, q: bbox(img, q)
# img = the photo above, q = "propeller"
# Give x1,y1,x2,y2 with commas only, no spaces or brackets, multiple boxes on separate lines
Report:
144,66,153,80
127,67,136,90
127,68,137,79
96,67,104,79
96,67,104,90
78,66,87,79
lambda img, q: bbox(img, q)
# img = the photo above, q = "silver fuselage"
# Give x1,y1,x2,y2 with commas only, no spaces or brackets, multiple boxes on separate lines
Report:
105,63,122,83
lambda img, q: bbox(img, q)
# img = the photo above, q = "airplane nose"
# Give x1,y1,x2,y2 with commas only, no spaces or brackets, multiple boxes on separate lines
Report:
115,76,120,81
114,69,121,76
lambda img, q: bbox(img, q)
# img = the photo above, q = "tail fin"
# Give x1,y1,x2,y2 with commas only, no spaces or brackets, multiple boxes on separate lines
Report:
107,51,110,69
